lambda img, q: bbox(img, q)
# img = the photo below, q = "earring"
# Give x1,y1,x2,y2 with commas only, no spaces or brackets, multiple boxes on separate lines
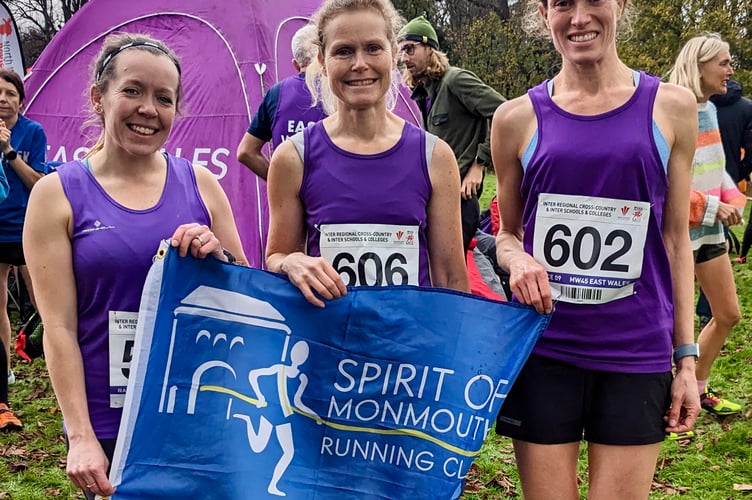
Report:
94,104,103,113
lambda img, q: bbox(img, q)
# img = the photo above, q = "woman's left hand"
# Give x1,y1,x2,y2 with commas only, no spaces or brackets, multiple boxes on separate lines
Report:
170,223,225,261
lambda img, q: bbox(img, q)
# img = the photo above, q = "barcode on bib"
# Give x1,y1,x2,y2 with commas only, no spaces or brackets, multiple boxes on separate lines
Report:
559,285,603,302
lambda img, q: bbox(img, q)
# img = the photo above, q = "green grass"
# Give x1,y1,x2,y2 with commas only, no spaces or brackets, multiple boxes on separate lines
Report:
479,172,497,212
1,356,82,499
1,179,750,498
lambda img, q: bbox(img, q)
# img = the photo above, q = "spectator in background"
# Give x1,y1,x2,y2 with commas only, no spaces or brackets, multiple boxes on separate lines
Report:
669,33,744,417
711,79,752,185
709,79,752,264
696,79,752,324
0,165,13,430
236,24,326,180
0,69,48,393
398,16,505,252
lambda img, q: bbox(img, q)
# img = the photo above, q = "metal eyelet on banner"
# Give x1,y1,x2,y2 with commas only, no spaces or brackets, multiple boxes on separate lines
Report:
156,241,169,260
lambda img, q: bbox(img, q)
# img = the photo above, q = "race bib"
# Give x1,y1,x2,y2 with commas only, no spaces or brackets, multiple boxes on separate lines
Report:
533,194,650,304
108,311,139,408
319,223,420,287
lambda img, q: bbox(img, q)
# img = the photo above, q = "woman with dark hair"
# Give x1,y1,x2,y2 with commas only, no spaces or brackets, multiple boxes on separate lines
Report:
24,33,245,498
0,68,46,422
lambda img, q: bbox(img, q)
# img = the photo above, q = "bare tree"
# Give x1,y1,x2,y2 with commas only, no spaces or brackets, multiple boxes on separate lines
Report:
19,27,48,66
60,0,87,24
6,0,88,66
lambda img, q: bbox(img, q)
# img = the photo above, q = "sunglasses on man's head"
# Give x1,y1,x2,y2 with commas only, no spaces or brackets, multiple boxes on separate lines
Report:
398,43,419,56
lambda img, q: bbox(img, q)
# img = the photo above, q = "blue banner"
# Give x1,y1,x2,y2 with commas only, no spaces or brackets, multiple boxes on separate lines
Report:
109,242,549,499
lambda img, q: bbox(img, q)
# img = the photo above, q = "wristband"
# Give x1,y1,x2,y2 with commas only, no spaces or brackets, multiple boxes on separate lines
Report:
673,343,700,364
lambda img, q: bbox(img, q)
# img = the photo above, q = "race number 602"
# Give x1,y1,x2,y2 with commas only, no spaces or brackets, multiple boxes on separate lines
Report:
543,224,632,272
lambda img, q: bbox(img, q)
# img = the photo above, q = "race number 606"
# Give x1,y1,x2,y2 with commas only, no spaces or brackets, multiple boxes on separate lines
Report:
543,224,632,272
332,252,409,286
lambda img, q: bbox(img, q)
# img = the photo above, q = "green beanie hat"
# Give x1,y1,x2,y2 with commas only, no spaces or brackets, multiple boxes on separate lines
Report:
398,16,439,50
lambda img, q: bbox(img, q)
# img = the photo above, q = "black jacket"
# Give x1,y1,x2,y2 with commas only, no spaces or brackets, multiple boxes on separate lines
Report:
710,80,752,182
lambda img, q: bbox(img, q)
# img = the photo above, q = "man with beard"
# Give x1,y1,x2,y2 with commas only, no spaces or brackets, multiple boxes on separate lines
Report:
398,16,505,252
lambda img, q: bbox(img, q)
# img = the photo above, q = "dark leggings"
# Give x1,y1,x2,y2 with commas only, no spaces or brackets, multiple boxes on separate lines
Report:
65,435,117,500
0,338,7,404
740,218,752,258
461,196,480,252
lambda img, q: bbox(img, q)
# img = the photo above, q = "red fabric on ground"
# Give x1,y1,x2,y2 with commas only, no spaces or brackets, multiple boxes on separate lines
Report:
467,240,504,301
490,197,500,235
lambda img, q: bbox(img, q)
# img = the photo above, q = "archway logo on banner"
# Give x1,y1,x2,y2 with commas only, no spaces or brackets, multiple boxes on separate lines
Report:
22,0,421,267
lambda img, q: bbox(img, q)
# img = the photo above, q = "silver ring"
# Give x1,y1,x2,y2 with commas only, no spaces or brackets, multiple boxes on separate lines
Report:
85,483,95,488
195,234,204,245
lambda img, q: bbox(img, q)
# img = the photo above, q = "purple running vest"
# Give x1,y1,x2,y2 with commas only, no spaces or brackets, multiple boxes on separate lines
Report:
56,154,210,438
523,72,674,373
270,75,326,149
298,121,433,287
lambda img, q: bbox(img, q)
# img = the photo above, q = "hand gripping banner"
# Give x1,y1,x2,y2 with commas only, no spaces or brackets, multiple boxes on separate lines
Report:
109,242,550,499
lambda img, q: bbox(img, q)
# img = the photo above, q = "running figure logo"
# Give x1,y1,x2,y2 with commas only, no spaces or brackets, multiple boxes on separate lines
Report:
233,341,320,496
156,285,320,497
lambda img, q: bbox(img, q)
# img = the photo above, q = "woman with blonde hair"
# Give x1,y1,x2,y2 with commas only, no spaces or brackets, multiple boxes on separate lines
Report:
491,0,700,497
266,0,469,305
668,32,744,417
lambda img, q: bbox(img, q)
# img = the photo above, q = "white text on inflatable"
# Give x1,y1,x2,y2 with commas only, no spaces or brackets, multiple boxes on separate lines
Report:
47,145,231,180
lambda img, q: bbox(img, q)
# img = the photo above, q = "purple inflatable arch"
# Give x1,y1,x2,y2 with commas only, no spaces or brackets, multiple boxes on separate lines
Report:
23,0,420,267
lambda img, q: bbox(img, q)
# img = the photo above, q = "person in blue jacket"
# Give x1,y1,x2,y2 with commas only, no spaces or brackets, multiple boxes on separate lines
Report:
0,68,47,399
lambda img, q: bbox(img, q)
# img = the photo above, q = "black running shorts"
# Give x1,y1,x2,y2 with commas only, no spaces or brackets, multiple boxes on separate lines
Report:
693,242,727,264
0,242,25,266
496,354,672,445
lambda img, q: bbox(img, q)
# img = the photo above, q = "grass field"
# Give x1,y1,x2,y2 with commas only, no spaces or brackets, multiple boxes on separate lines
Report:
1,174,750,498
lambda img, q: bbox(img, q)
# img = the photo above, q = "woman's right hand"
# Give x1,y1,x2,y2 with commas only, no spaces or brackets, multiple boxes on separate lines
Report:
716,201,742,226
0,120,9,152
66,436,116,498
280,252,347,308
507,251,553,314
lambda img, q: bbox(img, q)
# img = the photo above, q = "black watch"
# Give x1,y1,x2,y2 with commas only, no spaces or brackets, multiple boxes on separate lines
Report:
475,156,488,167
673,343,700,364
4,150,17,161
